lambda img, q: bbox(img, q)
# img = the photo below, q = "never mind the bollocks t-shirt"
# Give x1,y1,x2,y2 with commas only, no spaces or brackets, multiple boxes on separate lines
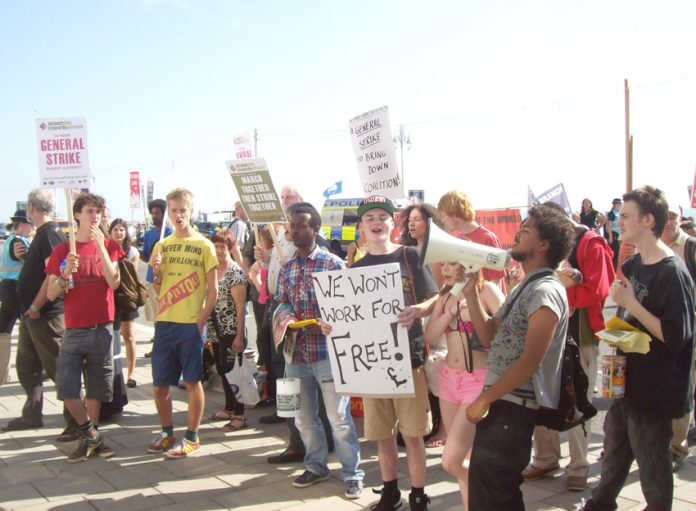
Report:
152,232,218,324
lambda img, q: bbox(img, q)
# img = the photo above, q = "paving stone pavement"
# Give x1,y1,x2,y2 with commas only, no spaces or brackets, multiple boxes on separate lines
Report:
0,321,694,510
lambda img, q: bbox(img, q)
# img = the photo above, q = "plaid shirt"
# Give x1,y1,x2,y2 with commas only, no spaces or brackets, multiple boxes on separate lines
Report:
275,245,346,364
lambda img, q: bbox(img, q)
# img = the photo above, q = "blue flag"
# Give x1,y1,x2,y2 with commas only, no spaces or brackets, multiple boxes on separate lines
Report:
323,180,343,198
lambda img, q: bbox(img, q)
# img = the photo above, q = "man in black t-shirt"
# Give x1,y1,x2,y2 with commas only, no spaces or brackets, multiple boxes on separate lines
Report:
349,196,438,511
582,186,694,511
2,189,78,439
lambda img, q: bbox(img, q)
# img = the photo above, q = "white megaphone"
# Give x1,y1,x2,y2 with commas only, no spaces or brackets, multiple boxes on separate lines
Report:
419,219,511,295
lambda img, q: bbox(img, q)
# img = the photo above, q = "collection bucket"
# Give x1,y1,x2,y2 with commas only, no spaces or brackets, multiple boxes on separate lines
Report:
276,378,301,418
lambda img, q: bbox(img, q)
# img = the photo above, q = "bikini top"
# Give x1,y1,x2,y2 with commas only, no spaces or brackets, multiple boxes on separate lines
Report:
442,295,486,352
444,318,474,335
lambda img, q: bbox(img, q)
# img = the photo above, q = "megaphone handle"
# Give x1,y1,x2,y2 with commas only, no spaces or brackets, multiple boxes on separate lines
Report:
449,282,465,297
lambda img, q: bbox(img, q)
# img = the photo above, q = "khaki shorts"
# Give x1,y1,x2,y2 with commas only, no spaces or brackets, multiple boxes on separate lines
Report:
363,366,432,441
144,282,158,322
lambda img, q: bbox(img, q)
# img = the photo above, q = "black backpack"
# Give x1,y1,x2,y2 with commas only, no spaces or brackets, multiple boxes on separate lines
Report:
503,270,597,432
536,334,597,432
115,258,147,312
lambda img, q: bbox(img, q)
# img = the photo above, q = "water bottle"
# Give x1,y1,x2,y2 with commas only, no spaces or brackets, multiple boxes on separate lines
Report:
59,259,75,290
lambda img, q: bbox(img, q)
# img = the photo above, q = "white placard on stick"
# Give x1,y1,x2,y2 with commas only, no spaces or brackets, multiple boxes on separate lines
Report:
312,263,414,397
36,117,90,189
233,132,253,159
349,106,403,200
226,158,286,224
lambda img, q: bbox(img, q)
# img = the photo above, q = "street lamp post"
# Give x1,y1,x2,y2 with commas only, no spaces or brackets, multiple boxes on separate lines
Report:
393,124,411,192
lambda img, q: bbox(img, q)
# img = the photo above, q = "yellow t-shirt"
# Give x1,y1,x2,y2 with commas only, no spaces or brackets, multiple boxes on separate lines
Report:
152,232,218,323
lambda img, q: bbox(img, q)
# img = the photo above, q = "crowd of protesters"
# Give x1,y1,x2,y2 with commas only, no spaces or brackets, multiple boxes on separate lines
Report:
0,184,694,510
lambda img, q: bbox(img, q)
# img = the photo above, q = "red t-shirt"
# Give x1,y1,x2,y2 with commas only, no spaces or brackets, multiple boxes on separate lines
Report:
454,225,506,288
46,239,124,329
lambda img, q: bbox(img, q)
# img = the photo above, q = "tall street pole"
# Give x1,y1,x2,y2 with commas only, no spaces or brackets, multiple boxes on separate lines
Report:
393,124,411,194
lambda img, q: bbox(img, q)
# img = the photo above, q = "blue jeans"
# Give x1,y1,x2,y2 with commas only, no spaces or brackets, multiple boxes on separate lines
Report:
286,358,363,481
582,400,673,511
468,399,537,511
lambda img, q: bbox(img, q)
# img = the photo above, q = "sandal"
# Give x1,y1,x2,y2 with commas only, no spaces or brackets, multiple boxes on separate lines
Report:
425,438,446,448
222,416,247,432
209,410,236,421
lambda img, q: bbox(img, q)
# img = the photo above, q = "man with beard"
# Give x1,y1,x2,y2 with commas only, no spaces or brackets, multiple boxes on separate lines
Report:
463,203,575,510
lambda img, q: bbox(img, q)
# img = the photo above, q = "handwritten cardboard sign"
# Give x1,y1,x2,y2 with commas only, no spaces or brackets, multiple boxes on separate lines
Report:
349,106,403,200
312,263,414,397
36,117,90,189
226,158,286,223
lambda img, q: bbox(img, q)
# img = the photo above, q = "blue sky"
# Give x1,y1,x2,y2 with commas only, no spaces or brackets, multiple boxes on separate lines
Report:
2,0,695,222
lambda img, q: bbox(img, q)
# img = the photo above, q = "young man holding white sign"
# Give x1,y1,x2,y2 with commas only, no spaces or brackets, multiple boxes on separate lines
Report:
46,193,123,462
339,196,438,511
275,203,364,498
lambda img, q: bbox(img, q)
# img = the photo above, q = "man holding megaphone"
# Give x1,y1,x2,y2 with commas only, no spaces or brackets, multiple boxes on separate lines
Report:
457,204,575,510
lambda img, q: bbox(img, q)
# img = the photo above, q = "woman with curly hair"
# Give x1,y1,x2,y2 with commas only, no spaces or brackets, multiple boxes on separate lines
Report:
205,229,248,432
398,203,440,249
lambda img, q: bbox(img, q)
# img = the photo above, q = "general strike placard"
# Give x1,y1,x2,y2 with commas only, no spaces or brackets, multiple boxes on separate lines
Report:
36,117,90,189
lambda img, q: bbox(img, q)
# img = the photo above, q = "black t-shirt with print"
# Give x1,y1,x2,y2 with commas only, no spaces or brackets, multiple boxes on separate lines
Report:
619,254,694,418
352,246,438,368
17,221,66,317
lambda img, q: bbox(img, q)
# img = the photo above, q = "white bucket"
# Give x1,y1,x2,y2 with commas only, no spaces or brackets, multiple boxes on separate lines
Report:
276,378,301,418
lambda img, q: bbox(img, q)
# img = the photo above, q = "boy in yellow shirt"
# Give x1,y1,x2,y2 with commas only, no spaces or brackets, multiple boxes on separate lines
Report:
147,188,218,458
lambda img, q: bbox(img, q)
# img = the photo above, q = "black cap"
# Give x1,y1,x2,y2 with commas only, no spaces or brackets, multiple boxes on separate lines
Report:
10,209,30,223
612,198,623,205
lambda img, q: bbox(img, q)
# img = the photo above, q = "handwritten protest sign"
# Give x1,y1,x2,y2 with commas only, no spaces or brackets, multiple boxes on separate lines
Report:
349,106,403,200
226,158,286,223
312,263,414,397
36,117,90,189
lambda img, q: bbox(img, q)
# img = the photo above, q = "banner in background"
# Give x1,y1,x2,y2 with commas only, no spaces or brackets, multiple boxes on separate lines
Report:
349,106,403,200
36,117,90,189
312,263,415,397
129,171,141,209
534,182,572,215
146,179,154,206
476,208,523,250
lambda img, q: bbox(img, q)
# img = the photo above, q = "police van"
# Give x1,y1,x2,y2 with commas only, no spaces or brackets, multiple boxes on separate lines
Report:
320,198,361,256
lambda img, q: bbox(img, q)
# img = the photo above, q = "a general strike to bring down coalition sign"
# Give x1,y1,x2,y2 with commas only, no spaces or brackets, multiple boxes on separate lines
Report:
312,263,414,397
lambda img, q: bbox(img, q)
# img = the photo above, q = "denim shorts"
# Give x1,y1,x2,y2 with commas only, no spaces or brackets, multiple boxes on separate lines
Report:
152,321,203,387
56,325,114,401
